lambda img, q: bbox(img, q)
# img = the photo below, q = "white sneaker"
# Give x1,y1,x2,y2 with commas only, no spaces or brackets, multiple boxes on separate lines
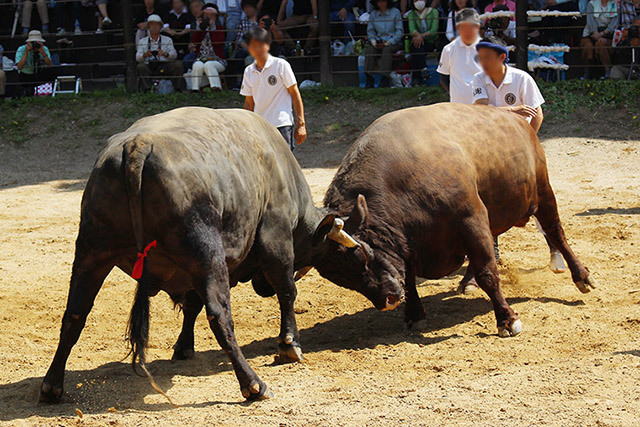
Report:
103,17,112,26
96,28,104,34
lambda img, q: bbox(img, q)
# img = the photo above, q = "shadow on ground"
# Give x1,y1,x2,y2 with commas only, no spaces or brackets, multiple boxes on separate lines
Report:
0,288,543,421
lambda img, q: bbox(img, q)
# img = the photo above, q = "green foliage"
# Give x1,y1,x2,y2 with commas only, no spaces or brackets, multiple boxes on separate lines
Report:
1,80,638,145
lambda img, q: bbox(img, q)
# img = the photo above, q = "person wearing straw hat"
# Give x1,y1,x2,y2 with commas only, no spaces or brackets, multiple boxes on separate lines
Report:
136,14,185,92
15,30,54,97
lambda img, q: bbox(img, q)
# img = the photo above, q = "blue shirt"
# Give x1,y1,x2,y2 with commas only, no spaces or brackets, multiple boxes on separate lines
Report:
367,8,403,45
15,44,51,75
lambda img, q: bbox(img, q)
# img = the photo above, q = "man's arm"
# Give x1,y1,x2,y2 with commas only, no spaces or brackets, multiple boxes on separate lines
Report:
439,74,450,93
311,0,317,18
277,0,288,24
286,84,307,145
16,46,28,70
530,106,543,133
243,96,255,111
41,47,53,66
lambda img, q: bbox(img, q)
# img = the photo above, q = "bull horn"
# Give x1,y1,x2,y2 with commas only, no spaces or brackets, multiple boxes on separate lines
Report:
294,266,313,281
327,218,360,248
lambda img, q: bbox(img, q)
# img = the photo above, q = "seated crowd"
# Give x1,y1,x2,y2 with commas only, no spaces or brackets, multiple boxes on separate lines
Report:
0,0,638,97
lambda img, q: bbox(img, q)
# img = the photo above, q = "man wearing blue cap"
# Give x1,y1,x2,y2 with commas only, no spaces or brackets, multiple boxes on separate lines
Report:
472,36,545,133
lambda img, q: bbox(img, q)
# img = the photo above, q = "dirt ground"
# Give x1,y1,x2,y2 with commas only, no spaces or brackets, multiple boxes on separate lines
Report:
0,102,639,426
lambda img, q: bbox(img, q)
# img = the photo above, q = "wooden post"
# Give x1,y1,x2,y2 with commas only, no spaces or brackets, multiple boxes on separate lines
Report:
318,0,333,85
121,0,138,92
515,0,528,71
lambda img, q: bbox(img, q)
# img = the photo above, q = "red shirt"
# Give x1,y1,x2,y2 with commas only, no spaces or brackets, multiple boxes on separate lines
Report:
484,0,516,20
190,27,226,59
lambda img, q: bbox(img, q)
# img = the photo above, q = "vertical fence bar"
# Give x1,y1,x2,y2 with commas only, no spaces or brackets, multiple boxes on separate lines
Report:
121,0,138,92
515,0,528,71
318,0,333,85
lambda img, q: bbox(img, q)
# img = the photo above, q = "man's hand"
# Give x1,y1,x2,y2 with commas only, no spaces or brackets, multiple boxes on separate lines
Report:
508,105,538,118
412,33,424,48
158,49,169,58
143,50,154,58
338,7,347,20
295,122,307,145
38,45,46,55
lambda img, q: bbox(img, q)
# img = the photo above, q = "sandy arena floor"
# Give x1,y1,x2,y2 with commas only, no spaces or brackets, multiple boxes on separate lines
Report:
0,126,639,426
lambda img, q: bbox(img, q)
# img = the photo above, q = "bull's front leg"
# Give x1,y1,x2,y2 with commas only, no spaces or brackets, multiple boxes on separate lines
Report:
404,262,427,330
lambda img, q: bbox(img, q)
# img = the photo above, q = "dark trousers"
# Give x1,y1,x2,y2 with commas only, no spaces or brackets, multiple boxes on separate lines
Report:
364,43,402,77
136,61,185,92
17,68,56,97
410,42,434,83
277,126,295,152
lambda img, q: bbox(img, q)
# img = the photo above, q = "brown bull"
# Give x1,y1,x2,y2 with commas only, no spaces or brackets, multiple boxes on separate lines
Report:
310,103,596,336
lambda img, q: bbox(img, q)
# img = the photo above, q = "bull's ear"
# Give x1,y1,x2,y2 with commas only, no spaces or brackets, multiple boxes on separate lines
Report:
314,214,336,240
349,194,369,227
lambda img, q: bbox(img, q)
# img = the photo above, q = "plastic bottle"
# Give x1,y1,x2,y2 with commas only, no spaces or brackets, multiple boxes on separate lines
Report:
295,40,301,57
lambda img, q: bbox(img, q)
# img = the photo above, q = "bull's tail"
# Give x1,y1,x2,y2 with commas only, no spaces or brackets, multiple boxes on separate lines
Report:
122,135,177,407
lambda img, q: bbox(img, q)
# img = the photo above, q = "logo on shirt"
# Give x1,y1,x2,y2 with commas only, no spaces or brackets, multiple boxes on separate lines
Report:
504,92,516,105
473,87,482,96
267,75,277,86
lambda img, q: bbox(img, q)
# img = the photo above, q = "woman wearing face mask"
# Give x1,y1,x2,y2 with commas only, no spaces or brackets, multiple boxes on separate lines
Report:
407,0,438,85
446,0,474,41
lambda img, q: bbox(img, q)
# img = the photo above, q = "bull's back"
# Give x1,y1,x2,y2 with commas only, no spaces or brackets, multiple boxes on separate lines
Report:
326,103,542,231
86,107,304,264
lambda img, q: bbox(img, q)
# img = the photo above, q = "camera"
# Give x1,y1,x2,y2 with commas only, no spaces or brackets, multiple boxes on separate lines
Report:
200,16,210,29
150,50,159,58
487,18,503,30
263,17,273,29
31,41,42,50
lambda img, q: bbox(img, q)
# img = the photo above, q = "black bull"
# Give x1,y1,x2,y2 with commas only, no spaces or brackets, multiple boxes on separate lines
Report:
39,107,373,402
40,104,594,403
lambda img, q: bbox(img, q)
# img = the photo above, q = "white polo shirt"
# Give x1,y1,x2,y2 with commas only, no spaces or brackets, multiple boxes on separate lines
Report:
240,55,297,128
471,66,545,122
436,36,482,104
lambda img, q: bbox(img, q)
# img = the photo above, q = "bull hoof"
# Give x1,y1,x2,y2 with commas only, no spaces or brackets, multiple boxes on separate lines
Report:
171,347,195,361
406,318,428,331
39,381,63,403
549,250,566,273
457,279,479,295
241,381,273,401
498,318,523,338
274,343,304,364
575,275,597,293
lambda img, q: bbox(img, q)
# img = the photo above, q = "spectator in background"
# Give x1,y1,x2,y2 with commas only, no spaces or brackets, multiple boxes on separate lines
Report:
234,0,260,61
54,0,82,35
190,4,227,91
21,0,50,33
258,0,283,16
483,0,515,18
482,4,516,45
580,0,618,79
15,31,54,96
330,0,357,41
408,0,438,85
258,13,293,56
437,8,482,103
184,0,205,70
446,0,474,41
278,0,319,52
241,27,307,150
619,0,640,28
163,0,194,57
365,0,403,88
215,0,244,45
135,0,160,43
136,14,185,91
96,0,113,34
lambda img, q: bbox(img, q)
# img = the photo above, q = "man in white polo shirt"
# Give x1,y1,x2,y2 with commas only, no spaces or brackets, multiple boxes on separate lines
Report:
437,8,482,104
241,27,307,151
472,37,546,133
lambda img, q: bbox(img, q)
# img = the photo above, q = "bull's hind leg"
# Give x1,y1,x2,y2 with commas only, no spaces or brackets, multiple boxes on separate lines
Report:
172,290,203,360
176,220,271,400
40,248,114,402
461,204,521,337
535,179,596,293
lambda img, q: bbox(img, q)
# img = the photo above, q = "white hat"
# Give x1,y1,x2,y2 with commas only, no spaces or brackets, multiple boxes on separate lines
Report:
147,14,163,24
26,30,45,43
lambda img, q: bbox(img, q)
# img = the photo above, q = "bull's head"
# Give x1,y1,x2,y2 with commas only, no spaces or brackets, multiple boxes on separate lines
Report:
311,195,405,311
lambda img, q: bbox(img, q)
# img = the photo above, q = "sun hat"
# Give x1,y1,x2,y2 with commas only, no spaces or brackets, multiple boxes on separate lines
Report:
26,30,45,43
147,14,163,24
